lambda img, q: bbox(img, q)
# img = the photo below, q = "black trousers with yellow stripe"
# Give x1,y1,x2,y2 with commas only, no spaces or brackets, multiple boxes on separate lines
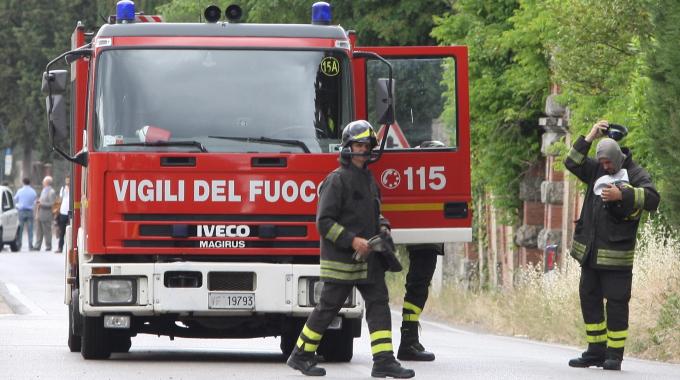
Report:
402,248,438,322
580,265,632,359
296,280,394,361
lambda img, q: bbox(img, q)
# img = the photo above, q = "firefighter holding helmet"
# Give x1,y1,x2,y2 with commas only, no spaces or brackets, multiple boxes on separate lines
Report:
287,120,414,378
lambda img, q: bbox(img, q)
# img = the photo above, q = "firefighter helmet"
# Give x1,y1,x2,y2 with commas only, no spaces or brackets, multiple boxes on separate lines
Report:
341,120,378,149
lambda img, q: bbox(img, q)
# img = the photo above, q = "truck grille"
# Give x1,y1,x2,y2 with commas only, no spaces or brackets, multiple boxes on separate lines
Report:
208,272,255,291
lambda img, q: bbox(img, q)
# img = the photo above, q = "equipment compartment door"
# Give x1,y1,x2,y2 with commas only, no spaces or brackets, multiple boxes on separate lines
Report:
352,46,471,243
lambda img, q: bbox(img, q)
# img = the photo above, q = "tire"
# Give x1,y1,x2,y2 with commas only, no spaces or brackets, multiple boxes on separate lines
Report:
110,335,132,353
317,320,354,362
9,227,20,252
81,316,111,359
280,317,305,357
68,298,81,352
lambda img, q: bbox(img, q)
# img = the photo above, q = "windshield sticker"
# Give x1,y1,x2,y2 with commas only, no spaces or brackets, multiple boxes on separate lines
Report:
103,135,124,146
320,57,340,77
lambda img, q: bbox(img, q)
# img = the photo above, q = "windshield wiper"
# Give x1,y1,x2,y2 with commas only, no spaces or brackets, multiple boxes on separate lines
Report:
208,136,310,153
112,141,208,153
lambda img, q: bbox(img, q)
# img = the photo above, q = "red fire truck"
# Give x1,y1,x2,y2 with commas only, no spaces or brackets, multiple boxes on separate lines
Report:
42,1,470,360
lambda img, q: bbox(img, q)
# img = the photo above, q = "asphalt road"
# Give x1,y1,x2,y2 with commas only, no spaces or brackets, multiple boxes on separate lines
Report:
1,240,680,380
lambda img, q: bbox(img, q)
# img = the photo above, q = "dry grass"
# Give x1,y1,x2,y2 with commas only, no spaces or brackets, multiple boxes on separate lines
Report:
388,221,680,362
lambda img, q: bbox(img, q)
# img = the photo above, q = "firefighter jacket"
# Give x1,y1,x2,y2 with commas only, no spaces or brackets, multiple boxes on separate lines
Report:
565,136,660,270
316,161,389,284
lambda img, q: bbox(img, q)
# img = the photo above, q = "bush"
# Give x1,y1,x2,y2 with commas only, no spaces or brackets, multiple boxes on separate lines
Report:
390,220,680,362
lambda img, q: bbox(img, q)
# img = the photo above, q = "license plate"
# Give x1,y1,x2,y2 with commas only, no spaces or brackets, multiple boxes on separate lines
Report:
208,293,255,309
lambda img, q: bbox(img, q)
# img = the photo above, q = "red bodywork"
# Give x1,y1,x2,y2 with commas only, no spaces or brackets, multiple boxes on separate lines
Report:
67,27,471,262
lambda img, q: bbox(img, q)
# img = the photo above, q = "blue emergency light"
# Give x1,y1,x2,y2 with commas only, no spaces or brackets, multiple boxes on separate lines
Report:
116,0,135,23
311,2,331,25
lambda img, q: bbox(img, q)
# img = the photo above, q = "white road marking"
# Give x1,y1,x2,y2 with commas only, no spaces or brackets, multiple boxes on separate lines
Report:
5,283,46,315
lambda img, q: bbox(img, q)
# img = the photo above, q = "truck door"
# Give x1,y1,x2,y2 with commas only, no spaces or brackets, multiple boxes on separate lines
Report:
352,46,471,244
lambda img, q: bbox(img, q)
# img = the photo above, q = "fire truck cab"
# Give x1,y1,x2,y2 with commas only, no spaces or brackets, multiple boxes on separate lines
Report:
42,1,470,360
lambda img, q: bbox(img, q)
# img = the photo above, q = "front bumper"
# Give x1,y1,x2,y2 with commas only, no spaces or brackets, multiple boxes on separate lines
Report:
78,261,363,318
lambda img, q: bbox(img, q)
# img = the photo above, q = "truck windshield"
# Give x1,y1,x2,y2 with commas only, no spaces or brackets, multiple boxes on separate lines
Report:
94,49,351,153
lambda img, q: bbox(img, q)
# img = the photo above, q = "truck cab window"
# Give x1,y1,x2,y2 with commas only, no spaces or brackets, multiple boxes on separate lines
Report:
366,57,457,150
94,49,351,153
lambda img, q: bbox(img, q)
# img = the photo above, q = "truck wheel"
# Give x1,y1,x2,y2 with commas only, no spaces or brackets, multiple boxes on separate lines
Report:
318,322,353,362
280,317,305,357
110,334,132,353
81,316,111,359
68,300,81,352
9,228,20,252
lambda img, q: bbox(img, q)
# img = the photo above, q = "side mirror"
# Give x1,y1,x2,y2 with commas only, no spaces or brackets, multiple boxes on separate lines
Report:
45,94,68,140
375,78,395,125
42,70,68,94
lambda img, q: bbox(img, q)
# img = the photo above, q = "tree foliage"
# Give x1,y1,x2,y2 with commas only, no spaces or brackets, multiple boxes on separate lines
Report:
642,0,680,226
432,0,549,222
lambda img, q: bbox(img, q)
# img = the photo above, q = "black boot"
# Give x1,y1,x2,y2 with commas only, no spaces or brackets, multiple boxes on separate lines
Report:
287,347,326,376
397,321,435,361
371,356,415,379
568,343,605,368
603,347,623,371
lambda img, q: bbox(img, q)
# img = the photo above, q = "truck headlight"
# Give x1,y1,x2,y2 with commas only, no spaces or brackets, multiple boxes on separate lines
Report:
299,277,354,307
92,277,137,305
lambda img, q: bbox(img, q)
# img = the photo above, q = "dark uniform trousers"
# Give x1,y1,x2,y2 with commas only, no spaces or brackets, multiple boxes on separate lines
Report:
402,249,438,322
297,279,393,360
580,264,632,359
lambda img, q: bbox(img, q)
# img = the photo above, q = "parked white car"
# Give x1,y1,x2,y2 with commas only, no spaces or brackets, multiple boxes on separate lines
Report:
1,185,20,251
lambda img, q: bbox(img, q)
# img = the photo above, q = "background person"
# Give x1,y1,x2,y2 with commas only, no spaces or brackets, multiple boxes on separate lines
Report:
33,176,56,252
564,120,659,371
55,176,70,253
13,178,37,251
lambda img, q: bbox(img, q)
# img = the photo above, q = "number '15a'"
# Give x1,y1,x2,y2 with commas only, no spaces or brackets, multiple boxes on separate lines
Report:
403,166,446,191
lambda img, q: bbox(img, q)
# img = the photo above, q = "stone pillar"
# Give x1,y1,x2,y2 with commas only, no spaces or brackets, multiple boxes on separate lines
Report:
515,161,545,266
538,94,568,263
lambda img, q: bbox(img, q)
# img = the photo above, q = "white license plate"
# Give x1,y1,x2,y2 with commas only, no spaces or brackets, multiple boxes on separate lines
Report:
208,293,255,309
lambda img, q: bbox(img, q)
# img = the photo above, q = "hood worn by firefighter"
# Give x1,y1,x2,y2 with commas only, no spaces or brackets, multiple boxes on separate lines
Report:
565,120,659,372
286,120,414,378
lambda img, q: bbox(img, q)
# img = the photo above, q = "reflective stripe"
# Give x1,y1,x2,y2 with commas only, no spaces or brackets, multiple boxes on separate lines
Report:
371,343,393,355
608,339,626,348
320,268,367,281
403,314,419,322
302,325,322,341
571,240,586,261
297,337,319,352
354,128,372,140
320,259,368,281
585,321,606,332
586,334,607,343
325,223,344,243
634,187,645,210
568,147,585,164
597,249,635,267
370,330,391,341
403,301,422,315
320,259,368,272
608,330,628,339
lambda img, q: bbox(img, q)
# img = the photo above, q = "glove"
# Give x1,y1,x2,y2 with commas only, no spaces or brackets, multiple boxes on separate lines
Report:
367,232,402,272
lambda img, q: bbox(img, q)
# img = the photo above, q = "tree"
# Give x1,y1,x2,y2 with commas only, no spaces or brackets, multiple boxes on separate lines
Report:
432,0,549,221
642,0,680,226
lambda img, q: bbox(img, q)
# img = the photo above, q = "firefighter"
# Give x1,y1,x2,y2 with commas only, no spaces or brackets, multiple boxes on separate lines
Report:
397,140,446,362
287,120,414,378
398,243,440,361
564,120,659,371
